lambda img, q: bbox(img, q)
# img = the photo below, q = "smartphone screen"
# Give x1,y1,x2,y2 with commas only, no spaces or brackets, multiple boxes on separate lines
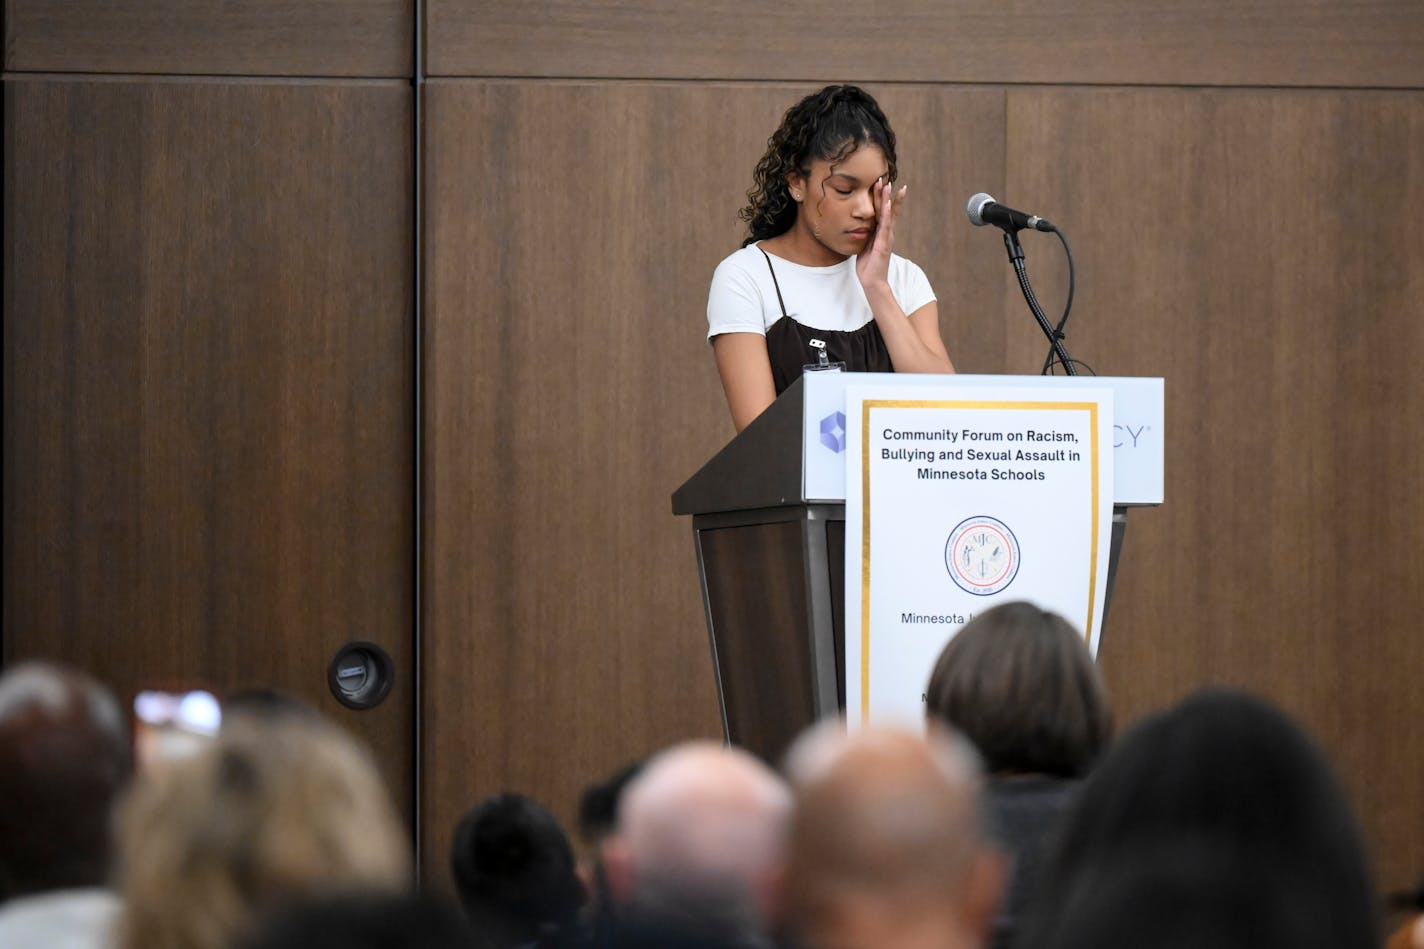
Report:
133,688,222,769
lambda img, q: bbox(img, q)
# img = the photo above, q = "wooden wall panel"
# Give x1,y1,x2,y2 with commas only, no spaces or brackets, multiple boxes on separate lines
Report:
1004,87,1424,893
426,1,1424,89
872,86,1010,373
2,77,416,811
4,0,413,77
421,80,1005,875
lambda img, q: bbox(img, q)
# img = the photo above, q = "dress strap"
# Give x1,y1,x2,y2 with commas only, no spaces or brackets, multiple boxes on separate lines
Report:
758,247,790,321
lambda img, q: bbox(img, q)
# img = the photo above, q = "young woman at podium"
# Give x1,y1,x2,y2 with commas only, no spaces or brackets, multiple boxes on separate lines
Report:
707,84,956,432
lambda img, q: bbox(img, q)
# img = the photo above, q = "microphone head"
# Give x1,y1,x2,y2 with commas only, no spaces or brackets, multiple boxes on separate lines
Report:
966,193,996,227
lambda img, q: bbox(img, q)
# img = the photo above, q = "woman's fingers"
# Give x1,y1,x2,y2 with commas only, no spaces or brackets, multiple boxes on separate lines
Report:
876,183,904,251
885,184,906,223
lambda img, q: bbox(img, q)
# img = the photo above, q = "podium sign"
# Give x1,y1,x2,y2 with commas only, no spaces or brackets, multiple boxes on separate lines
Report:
802,372,1162,506
844,385,1115,727
672,372,1161,762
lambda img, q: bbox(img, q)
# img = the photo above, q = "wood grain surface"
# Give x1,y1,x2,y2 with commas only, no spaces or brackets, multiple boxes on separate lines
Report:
699,521,816,764
1004,86,1424,894
2,77,416,812
4,0,412,76
8,0,1421,899
420,80,1006,877
425,0,1424,89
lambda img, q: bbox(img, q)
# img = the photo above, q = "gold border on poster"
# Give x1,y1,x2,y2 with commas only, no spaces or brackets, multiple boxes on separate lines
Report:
859,399,1101,723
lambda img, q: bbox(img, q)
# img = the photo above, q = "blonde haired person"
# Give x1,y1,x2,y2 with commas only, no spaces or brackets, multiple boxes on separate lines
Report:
115,712,410,949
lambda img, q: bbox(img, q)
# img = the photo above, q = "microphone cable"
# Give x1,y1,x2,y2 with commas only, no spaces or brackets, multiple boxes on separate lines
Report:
1040,227,1096,376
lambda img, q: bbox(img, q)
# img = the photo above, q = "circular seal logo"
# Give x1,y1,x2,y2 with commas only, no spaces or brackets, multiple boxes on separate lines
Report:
945,516,1020,596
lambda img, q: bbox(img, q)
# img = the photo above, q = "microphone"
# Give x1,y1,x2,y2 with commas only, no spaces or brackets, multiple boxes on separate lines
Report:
966,193,1055,233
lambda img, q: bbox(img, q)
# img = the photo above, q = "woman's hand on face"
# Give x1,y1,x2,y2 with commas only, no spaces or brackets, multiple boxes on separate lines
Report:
855,178,907,292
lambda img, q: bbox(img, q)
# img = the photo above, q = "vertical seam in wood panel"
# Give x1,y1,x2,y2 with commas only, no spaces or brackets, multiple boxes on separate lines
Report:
412,0,425,881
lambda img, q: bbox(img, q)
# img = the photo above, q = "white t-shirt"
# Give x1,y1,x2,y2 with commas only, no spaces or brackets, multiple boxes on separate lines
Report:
0,888,119,949
706,243,936,339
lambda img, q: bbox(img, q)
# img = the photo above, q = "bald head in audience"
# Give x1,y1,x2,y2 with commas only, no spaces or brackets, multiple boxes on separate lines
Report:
605,741,792,944
785,724,1005,949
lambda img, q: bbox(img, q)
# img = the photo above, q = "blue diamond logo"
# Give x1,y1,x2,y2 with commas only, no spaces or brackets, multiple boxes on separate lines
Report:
819,411,847,453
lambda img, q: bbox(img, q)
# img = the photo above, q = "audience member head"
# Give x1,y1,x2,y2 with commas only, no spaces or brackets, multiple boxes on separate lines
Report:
783,722,1005,949
0,661,131,900
1026,836,1322,948
1019,688,1381,949
240,890,476,949
578,759,644,851
604,741,792,940
115,712,410,949
450,792,584,947
925,601,1110,778
575,760,644,921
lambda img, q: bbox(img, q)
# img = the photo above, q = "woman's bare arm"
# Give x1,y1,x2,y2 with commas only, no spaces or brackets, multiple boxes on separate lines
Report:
712,333,778,432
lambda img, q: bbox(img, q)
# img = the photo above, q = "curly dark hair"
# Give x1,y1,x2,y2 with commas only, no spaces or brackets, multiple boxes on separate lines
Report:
739,84,898,247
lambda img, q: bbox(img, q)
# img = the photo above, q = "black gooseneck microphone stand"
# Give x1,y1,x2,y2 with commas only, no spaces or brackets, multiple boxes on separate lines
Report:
1001,228,1077,376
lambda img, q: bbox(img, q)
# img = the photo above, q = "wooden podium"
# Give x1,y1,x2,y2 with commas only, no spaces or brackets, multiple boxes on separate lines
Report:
672,376,844,764
673,373,1159,763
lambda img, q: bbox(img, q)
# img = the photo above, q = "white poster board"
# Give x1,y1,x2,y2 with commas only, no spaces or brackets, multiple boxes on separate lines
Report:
844,385,1115,727
803,372,1161,506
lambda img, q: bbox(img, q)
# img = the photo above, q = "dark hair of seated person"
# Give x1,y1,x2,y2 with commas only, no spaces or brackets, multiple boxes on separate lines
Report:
924,600,1111,778
1022,836,1339,949
239,890,478,949
0,661,132,900
451,793,586,948
575,759,645,940
1018,688,1382,949
577,760,644,847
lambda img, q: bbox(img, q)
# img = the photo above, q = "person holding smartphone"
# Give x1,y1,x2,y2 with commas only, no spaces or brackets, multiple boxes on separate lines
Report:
707,84,956,432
